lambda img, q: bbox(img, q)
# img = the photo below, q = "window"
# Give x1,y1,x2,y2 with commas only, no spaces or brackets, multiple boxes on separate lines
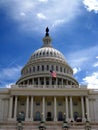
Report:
64,68,65,73
37,66,39,71
36,111,41,121
42,65,44,71
29,68,31,73
58,102,62,106
56,66,58,71
36,102,40,106
47,102,51,106
60,67,62,72
47,65,49,71
43,52,45,55
58,112,63,121
51,65,54,70
33,66,35,72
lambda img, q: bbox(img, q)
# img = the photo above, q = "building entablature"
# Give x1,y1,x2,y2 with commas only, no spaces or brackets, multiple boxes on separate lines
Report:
10,86,88,96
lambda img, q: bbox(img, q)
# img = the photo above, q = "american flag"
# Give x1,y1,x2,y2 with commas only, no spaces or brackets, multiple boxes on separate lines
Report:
50,70,57,78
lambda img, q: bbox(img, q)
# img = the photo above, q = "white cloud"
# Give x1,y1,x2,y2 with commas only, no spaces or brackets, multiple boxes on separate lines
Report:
83,0,98,13
73,67,81,74
38,0,48,2
20,12,26,16
83,72,98,89
67,45,98,70
0,0,81,31
5,83,14,88
93,62,98,67
37,13,46,19
96,56,98,58
0,66,22,81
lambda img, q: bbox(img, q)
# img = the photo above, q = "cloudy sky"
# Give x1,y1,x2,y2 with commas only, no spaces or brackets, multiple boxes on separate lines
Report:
0,0,98,89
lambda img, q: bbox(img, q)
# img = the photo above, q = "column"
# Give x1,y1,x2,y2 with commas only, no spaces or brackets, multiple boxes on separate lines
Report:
50,77,52,85
14,96,18,119
44,77,46,86
8,96,13,119
30,96,34,121
26,96,29,120
70,96,73,120
81,96,85,121
42,96,45,121
86,96,90,120
54,96,57,121
32,78,34,85
38,78,40,85
65,96,69,120
55,78,57,86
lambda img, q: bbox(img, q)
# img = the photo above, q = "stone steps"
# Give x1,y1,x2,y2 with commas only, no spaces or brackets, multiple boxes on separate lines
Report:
0,121,98,130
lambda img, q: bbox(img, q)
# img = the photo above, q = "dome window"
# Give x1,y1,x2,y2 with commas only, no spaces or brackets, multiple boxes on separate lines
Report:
50,51,52,55
64,68,65,73
26,69,28,74
47,65,49,71
60,67,62,72
56,66,58,71
37,66,39,71
43,52,45,55
29,68,31,73
51,65,54,70
42,65,44,71
33,66,35,72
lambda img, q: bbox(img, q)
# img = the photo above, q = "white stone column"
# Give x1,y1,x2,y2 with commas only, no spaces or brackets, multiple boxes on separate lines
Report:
55,78,57,85
81,96,85,121
86,96,90,120
50,77,52,85
14,96,18,119
26,96,29,120
30,96,33,121
38,78,40,85
32,78,34,85
8,96,13,120
70,96,73,120
65,96,69,120
44,77,46,85
42,96,45,121
54,96,57,121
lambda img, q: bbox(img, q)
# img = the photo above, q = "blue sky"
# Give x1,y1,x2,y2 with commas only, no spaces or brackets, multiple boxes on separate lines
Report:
0,0,98,89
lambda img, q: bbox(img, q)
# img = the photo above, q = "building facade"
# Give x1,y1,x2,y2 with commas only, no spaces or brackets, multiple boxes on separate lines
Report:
0,28,98,123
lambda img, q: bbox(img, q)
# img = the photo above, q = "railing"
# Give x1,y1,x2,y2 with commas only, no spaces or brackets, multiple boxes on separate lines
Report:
11,84,86,89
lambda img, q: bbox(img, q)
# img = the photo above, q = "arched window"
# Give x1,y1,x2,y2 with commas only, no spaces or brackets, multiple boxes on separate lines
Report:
60,67,62,72
51,65,54,70
37,66,39,71
47,65,49,71
42,65,44,71
33,66,35,72
56,66,58,71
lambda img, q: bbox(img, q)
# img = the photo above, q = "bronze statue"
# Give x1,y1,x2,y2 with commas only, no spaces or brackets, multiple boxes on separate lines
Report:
45,27,49,36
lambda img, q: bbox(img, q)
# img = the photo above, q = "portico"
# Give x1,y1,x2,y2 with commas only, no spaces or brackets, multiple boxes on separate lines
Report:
8,86,89,122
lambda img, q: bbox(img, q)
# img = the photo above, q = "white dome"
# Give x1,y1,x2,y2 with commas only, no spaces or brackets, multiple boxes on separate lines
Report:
30,47,65,61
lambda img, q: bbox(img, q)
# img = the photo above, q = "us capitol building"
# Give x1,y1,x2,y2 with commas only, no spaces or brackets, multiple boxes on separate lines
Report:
0,28,98,124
